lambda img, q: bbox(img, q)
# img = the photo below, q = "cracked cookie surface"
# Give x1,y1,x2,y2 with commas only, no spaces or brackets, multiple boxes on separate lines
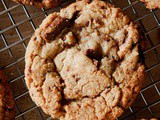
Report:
140,0,160,9
25,0,145,119
12,0,65,8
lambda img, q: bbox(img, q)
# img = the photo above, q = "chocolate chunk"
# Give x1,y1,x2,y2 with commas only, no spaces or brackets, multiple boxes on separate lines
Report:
41,16,70,42
85,49,102,59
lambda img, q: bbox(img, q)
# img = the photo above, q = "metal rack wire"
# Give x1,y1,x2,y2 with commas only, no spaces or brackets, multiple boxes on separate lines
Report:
0,0,160,120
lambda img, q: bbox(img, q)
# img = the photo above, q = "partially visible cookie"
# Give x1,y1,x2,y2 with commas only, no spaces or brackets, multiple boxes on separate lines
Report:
0,70,15,120
12,0,66,8
140,118,158,120
140,0,160,9
25,0,145,120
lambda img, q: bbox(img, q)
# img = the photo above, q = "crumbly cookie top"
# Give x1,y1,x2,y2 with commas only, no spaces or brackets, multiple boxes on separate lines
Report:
140,0,160,9
0,70,15,120
25,0,145,120
12,0,65,8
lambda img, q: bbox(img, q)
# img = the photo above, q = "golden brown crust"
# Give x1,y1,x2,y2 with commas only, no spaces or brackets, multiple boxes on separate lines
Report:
0,70,15,120
25,0,145,120
140,0,160,9
12,0,66,8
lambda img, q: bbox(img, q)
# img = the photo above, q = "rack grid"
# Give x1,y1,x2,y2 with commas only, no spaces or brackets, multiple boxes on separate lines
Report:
0,0,160,120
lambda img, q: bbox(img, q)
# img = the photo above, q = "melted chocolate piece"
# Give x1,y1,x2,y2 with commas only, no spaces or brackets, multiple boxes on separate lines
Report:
41,16,70,42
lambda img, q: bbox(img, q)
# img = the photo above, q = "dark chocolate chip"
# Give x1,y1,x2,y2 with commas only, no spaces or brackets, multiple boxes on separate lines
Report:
41,16,70,42
85,49,102,60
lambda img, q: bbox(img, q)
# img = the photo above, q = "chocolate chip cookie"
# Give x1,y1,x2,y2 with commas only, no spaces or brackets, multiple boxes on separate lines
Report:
140,0,160,9
25,0,145,119
0,70,15,120
12,0,65,8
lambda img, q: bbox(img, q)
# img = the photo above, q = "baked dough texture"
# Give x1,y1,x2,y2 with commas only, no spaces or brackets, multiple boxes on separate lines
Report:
0,70,15,120
25,0,145,120
12,0,65,8
140,0,160,9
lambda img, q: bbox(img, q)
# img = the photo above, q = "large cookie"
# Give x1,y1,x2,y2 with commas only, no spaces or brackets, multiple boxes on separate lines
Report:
140,0,160,9
12,0,65,8
25,0,145,120
0,70,15,120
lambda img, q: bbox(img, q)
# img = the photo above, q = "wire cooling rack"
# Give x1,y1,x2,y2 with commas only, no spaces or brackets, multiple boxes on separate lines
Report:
0,0,160,120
